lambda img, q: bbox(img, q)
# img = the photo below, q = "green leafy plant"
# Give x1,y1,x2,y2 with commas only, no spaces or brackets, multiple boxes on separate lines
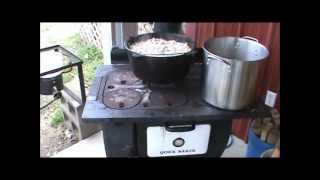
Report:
62,33,103,86
63,72,75,83
51,108,64,128
63,33,83,49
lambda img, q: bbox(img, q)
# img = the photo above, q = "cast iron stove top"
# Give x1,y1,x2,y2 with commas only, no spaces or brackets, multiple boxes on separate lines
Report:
82,64,270,124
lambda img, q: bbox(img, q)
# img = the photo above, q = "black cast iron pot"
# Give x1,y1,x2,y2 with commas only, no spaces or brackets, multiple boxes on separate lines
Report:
124,33,197,84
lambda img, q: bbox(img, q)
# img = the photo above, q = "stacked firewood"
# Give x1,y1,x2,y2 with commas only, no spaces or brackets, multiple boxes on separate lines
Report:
251,108,280,157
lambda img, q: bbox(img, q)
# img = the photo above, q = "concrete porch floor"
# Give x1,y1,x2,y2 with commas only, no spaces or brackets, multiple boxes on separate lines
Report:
52,131,247,158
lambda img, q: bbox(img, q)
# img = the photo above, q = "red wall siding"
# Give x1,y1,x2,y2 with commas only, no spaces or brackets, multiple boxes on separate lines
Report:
215,22,242,36
185,22,280,142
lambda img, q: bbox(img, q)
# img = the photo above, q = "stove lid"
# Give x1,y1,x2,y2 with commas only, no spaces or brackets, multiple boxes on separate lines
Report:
103,88,142,110
107,70,141,85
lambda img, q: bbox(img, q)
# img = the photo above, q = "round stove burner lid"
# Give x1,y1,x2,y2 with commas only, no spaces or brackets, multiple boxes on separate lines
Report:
107,70,140,85
103,89,142,110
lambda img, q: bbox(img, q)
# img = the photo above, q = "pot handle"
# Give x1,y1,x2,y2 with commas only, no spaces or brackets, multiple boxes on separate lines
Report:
189,48,201,63
207,55,232,67
242,36,259,42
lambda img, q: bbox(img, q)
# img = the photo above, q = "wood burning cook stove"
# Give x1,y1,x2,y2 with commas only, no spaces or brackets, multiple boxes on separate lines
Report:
82,64,270,157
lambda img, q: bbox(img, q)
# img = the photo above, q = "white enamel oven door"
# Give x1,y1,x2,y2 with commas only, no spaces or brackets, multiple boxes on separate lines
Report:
146,124,211,157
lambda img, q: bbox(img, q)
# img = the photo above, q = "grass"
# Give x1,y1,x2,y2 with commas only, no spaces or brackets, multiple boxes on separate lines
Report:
62,33,103,86
51,108,64,128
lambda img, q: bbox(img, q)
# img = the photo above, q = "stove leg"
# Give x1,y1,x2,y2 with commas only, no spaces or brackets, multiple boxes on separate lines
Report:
206,120,232,157
143,81,151,89
102,123,137,157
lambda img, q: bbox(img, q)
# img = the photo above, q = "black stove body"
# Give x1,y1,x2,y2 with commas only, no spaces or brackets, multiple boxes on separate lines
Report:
82,64,269,157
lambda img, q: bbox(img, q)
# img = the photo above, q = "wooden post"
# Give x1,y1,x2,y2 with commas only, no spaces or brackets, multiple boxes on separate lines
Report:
100,23,112,65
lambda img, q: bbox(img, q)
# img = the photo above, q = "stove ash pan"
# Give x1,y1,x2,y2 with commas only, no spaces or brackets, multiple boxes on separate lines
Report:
101,120,232,157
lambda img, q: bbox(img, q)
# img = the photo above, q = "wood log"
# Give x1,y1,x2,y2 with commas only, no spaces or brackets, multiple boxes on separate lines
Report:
260,122,274,142
266,128,280,144
273,117,280,128
251,118,262,136
271,108,280,119
263,117,272,126
271,108,280,127
275,139,280,149
271,148,280,158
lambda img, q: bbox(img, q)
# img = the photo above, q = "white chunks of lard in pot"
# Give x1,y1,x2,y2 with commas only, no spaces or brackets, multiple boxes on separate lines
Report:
130,38,191,55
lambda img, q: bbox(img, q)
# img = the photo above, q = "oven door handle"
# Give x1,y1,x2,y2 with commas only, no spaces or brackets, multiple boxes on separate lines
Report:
165,124,195,132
